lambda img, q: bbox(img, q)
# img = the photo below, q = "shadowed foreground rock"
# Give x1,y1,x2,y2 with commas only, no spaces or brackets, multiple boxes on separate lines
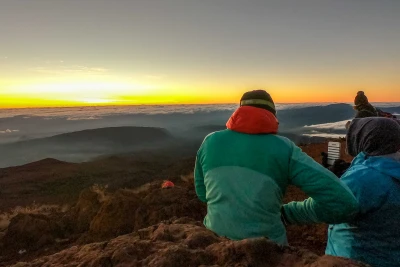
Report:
3,213,62,250
11,218,369,267
88,189,142,240
84,185,206,242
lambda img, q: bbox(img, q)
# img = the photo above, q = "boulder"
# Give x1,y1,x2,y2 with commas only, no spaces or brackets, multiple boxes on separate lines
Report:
68,188,103,233
3,213,61,250
88,189,142,240
134,186,206,230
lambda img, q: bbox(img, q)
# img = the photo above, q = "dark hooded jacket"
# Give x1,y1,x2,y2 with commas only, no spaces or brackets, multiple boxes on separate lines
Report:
347,117,400,156
326,118,400,267
354,103,378,118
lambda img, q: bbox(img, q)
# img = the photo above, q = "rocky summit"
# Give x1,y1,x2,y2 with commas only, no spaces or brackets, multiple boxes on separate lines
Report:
10,218,367,267
1,178,368,267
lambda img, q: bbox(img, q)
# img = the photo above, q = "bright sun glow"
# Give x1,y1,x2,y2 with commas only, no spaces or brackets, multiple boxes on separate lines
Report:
80,98,115,104
0,81,161,107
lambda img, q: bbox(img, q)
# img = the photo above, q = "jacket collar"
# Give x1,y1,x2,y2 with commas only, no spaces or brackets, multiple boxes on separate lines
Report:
226,106,278,134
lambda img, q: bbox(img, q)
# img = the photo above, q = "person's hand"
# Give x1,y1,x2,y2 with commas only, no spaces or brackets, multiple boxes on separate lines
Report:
345,121,351,130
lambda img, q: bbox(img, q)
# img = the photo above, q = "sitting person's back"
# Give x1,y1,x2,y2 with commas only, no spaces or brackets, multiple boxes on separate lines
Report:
326,117,400,267
354,91,378,118
195,90,358,245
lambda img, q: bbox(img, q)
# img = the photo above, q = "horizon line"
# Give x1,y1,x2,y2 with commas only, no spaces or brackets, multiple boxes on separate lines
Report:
3,101,400,110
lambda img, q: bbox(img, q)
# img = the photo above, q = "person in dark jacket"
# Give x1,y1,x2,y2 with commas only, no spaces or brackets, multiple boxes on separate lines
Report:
353,91,378,118
328,159,351,178
326,117,400,267
321,152,329,168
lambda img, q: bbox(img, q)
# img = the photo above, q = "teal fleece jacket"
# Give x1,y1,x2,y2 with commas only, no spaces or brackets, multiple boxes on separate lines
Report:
194,106,358,245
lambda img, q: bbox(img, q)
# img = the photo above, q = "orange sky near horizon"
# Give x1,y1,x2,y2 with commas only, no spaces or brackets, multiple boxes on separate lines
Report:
1,68,399,108
1,1,399,109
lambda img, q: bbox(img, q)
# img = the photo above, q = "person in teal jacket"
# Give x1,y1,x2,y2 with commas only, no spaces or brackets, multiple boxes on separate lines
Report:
194,90,358,245
326,117,400,267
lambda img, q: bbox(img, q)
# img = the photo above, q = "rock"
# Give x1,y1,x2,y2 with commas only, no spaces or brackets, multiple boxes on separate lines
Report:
88,189,142,240
78,186,205,242
311,255,368,267
134,186,206,230
68,188,103,233
0,230,5,240
11,221,369,267
3,213,62,250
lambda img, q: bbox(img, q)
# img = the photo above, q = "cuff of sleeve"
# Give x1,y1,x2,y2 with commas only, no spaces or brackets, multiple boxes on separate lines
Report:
281,206,289,226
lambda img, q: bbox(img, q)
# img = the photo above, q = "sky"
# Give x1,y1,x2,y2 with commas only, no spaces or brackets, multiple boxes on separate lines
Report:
1,0,399,108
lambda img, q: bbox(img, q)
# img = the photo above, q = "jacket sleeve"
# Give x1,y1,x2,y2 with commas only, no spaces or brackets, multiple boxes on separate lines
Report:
194,151,207,203
283,145,359,225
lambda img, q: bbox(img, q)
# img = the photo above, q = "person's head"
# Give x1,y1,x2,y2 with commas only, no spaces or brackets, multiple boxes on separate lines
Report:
354,91,369,109
240,90,276,116
346,117,400,157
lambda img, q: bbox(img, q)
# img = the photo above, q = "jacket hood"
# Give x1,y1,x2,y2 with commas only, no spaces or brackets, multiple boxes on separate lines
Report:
355,152,400,180
347,118,400,157
226,106,278,134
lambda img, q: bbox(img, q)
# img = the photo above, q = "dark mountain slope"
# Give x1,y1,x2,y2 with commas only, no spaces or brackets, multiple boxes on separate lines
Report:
0,127,174,168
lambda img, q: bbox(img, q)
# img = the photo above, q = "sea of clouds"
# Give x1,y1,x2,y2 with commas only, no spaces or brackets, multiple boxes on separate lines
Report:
0,103,336,120
1,102,399,144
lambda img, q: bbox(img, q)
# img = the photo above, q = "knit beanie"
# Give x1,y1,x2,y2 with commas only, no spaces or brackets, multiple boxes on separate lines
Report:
354,91,369,106
240,90,276,115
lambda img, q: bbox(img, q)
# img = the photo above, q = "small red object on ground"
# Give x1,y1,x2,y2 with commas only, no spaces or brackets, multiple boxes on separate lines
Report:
162,180,175,189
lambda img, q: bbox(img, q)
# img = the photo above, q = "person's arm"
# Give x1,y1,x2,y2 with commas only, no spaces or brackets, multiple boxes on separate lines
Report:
341,168,388,218
282,145,359,225
194,150,207,203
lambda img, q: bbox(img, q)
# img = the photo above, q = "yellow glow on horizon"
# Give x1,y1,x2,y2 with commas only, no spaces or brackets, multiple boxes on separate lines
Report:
1,79,399,109
80,98,115,104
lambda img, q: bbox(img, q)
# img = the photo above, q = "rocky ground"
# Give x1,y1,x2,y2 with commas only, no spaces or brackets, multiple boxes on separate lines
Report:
1,181,367,267
0,140,364,267
9,219,367,267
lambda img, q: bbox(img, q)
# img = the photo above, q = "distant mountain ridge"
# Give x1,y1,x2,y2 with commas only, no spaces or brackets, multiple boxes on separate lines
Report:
28,126,172,147
0,127,175,168
277,103,354,131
